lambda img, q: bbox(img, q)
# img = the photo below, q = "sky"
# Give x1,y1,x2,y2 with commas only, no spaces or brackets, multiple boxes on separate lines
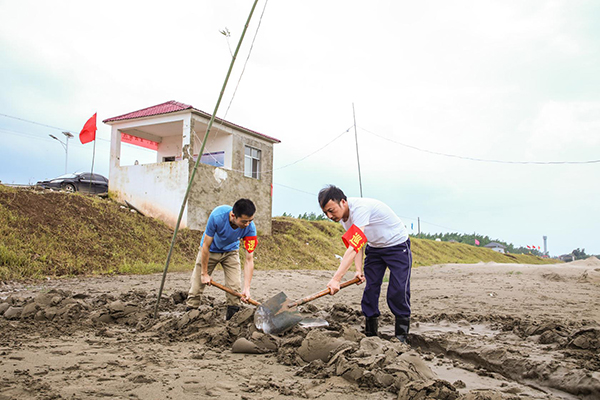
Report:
1,0,599,257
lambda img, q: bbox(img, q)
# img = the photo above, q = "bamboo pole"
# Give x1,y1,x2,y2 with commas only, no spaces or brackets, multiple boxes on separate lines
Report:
154,0,261,318
352,103,363,197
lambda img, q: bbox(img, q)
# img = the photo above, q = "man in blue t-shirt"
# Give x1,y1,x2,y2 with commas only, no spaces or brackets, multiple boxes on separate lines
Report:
186,199,258,320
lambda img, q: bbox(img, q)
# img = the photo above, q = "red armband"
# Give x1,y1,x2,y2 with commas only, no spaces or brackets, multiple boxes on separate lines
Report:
342,225,367,252
244,236,258,253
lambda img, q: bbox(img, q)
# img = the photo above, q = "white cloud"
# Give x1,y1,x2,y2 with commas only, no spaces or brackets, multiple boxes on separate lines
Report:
522,101,600,152
1,0,599,256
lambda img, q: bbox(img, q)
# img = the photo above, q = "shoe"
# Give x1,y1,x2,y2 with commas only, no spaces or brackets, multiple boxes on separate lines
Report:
395,317,410,343
226,305,240,321
365,316,378,337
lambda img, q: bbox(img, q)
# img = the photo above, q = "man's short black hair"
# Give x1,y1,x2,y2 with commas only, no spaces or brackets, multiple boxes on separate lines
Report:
233,198,256,217
318,185,347,209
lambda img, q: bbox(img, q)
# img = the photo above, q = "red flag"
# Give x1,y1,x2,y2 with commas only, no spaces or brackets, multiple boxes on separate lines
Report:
474,239,480,245
79,113,97,144
527,245,531,249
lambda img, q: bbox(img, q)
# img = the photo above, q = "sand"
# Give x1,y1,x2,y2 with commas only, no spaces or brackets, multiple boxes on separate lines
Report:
1,258,599,399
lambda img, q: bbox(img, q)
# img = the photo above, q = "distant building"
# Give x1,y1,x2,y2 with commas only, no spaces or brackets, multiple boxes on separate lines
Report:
558,254,574,262
103,100,280,234
484,242,506,254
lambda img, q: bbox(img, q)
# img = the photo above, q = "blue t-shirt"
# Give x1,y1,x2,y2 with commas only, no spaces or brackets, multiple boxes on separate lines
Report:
201,205,257,253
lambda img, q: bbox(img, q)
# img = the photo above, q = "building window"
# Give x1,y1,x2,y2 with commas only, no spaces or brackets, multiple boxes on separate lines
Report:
192,151,225,167
244,146,261,179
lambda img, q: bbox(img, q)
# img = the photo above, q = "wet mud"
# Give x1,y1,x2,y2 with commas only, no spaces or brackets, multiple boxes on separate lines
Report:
1,260,599,399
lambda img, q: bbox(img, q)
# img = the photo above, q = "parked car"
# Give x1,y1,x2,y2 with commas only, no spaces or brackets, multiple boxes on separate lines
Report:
36,172,109,194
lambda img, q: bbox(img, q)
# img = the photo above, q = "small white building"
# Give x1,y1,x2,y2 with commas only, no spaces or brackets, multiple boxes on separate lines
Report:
103,100,280,234
484,242,507,254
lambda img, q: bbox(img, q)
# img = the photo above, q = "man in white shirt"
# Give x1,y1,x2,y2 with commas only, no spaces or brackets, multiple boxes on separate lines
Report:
318,185,412,342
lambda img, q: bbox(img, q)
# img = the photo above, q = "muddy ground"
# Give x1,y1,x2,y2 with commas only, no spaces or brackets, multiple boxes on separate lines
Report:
1,258,600,399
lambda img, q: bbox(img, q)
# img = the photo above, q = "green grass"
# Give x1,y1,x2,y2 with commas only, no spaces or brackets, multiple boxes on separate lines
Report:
410,238,560,267
0,185,561,281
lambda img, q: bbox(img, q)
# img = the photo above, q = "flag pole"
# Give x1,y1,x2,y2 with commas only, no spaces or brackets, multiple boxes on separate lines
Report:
89,137,96,193
78,113,98,191
153,0,261,318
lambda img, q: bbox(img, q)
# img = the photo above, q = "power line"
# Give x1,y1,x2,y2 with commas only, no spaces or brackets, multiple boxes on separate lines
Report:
196,125,352,176
0,113,72,132
273,182,316,196
273,127,352,172
0,126,144,154
0,113,110,143
197,0,270,162
360,126,600,165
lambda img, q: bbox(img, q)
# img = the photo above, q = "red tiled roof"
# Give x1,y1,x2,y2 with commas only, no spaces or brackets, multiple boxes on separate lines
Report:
102,100,193,122
102,100,280,143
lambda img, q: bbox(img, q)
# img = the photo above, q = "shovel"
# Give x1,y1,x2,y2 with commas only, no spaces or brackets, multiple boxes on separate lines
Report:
210,279,260,306
254,277,361,334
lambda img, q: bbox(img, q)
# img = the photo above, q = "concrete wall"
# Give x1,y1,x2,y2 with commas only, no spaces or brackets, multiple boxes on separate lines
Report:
108,160,190,228
191,116,235,169
158,135,184,162
192,131,233,168
187,163,272,235
186,128,274,235
108,110,275,234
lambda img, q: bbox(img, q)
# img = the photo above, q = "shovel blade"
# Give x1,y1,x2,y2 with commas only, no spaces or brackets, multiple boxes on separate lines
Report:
254,291,303,334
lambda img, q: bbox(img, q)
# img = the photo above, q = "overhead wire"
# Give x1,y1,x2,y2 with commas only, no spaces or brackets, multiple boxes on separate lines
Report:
0,126,147,154
359,126,600,165
192,0,270,165
0,113,110,143
0,113,73,133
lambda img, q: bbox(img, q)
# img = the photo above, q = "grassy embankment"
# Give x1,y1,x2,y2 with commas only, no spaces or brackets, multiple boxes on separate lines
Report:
0,185,560,280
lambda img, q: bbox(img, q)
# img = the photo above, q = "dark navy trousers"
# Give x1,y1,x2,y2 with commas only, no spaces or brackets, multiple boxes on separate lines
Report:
361,238,412,318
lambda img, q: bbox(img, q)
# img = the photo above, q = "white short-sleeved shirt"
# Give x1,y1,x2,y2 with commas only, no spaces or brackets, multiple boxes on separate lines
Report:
340,197,408,248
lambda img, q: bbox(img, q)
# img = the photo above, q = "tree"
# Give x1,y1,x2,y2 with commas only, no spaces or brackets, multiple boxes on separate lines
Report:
572,248,587,260
280,212,326,221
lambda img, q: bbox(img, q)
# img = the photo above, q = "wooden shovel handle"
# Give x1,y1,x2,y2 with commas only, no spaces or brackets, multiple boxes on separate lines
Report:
290,277,361,308
210,279,260,306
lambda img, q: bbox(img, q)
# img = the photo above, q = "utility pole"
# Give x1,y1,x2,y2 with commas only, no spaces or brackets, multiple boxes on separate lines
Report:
352,103,363,197
418,217,421,235
49,131,74,174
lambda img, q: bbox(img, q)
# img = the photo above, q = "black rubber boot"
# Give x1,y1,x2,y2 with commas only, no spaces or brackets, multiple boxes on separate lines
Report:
365,316,378,337
395,317,410,343
226,305,240,321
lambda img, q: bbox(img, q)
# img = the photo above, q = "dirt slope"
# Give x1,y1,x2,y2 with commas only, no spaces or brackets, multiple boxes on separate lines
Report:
0,185,558,281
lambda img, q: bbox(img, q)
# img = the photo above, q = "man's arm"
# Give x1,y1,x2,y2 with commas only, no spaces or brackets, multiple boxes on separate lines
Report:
353,246,365,283
200,236,214,285
241,250,254,303
327,225,367,294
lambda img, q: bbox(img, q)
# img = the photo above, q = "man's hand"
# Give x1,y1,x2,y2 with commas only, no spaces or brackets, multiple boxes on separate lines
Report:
354,270,366,284
201,273,211,285
327,278,341,295
241,287,251,304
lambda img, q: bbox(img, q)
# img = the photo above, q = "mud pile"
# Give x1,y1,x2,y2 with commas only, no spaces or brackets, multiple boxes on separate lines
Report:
2,286,600,399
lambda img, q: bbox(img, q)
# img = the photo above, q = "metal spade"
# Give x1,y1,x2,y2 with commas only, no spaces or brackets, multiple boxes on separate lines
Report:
254,277,361,334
